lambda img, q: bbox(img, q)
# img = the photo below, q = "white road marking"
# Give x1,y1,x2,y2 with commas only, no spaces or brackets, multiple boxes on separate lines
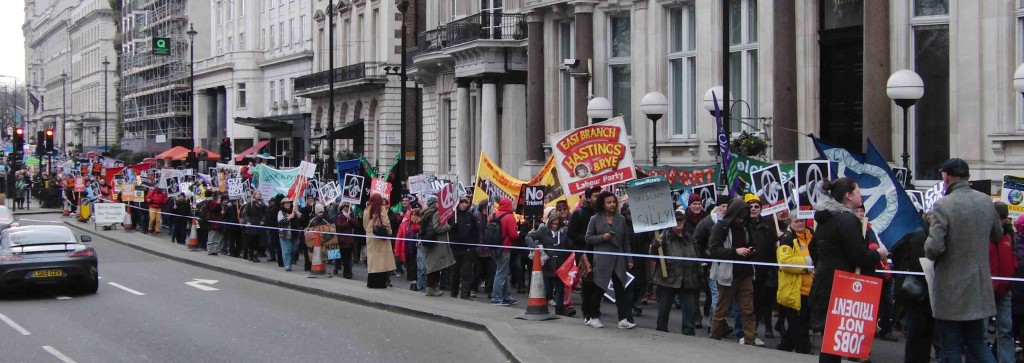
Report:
42,346,78,363
185,279,219,291
55,296,72,300
107,282,146,296
0,313,31,335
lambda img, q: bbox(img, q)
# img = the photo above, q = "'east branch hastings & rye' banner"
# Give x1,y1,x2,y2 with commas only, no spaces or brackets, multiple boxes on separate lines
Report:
548,117,637,196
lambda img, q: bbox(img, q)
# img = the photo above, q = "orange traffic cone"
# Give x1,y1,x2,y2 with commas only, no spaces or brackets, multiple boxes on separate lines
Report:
187,219,200,251
62,200,70,217
516,246,558,321
306,231,327,278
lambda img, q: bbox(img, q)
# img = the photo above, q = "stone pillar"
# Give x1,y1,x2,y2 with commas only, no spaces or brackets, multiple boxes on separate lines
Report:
216,90,227,149
456,79,473,184
481,77,499,164
572,2,595,128
205,90,217,147
772,0,798,161
862,0,891,159
501,81,528,174
526,11,546,161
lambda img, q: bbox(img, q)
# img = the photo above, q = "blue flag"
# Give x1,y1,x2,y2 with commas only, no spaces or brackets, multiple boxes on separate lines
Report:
335,159,361,183
813,138,922,248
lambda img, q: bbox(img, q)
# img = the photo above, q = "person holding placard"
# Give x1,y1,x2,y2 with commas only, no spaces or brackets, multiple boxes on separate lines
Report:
364,194,396,289
809,178,888,363
651,211,702,335
584,191,635,330
707,197,758,345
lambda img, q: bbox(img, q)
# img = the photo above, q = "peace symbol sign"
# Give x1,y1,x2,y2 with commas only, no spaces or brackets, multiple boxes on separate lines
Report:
699,187,715,208
760,172,780,204
805,164,825,206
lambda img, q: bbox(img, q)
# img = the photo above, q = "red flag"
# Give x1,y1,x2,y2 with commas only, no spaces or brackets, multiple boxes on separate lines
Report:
556,252,579,288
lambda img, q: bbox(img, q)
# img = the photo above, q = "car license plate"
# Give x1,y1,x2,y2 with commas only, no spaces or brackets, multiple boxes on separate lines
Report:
32,269,64,278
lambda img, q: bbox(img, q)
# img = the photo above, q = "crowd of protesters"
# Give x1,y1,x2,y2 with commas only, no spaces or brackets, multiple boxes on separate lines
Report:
75,157,1024,363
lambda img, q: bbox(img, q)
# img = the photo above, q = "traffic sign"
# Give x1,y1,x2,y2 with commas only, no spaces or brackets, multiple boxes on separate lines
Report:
152,37,171,55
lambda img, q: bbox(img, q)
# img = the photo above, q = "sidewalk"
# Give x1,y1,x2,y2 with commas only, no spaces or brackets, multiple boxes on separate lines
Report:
12,207,63,216
63,219,815,363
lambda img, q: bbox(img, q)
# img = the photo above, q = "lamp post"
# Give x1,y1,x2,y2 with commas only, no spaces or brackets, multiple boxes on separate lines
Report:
886,70,924,188
187,24,198,150
397,0,409,188
586,97,612,123
640,92,668,167
312,121,323,174
102,57,110,151
61,73,67,157
326,1,337,180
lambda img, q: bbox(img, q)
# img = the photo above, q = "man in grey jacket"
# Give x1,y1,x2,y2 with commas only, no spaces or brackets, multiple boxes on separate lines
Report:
925,158,1002,363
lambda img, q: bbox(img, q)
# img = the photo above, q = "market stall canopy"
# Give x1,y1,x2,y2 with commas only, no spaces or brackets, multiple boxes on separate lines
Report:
155,146,190,160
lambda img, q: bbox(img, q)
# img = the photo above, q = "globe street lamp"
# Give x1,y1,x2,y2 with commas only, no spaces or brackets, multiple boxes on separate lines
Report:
587,97,612,123
640,92,668,167
102,57,110,151
1014,63,1024,99
187,24,198,150
886,69,924,187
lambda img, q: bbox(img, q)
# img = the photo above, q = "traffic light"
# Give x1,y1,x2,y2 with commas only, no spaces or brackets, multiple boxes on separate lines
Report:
44,129,54,153
35,131,43,156
185,151,199,170
219,138,231,162
12,128,24,151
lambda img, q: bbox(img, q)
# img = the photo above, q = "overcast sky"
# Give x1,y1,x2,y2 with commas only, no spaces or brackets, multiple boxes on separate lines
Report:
0,1,25,83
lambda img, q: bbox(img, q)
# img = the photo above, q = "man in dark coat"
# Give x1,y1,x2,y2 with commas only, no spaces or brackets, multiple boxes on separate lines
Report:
743,194,780,339
449,198,479,299
567,186,602,322
924,158,1003,362
707,198,758,345
170,194,193,245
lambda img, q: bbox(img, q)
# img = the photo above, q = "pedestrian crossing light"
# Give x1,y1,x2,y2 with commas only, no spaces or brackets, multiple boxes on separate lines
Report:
44,129,54,153
152,37,171,55
12,128,24,150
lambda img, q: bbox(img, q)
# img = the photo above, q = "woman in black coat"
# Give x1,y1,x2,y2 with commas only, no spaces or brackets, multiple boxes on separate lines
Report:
808,178,888,363
526,211,570,315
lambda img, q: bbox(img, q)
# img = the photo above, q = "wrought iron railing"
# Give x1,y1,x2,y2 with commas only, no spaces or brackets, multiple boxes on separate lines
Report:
410,12,527,58
293,61,391,93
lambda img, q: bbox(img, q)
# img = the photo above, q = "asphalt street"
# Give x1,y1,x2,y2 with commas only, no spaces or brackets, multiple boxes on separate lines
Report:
0,217,507,363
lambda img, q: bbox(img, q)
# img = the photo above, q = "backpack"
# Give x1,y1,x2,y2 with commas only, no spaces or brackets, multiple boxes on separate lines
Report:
483,213,511,246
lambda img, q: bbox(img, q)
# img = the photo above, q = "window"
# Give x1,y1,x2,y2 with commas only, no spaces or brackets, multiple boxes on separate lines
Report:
299,15,306,45
558,22,574,131
279,79,286,106
269,25,275,49
911,0,949,180
270,81,276,103
668,5,696,137
440,99,453,173
217,39,223,55
216,1,223,25
239,32,246,48
279,22,285,48
239,0,245,18
237,83,247,108
226,0,233,20
608,15,632,129
227,36,233,51
290,19,295,46
728,0,758,134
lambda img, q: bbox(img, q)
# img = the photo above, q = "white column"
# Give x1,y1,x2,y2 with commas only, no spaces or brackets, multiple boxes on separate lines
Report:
500,83,527,174
456,79,473,184
481,79,499,165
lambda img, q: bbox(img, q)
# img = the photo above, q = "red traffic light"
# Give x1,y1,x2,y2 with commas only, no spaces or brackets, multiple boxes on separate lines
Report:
222,138,230,143
45,129,54,136
15,128,23,136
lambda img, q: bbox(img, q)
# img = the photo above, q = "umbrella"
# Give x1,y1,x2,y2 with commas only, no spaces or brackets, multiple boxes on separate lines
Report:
155,146,190,160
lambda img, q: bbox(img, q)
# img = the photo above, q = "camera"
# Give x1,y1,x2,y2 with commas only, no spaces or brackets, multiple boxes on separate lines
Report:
563,58,580,67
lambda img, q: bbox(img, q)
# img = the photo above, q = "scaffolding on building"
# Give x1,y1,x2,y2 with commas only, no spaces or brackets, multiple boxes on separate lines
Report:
119,0,191,147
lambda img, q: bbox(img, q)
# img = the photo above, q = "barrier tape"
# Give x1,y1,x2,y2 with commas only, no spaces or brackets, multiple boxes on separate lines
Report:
85,198,1024,283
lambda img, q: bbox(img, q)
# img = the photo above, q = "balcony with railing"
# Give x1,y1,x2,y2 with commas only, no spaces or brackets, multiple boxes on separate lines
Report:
293,61,394,97
410,12,527,58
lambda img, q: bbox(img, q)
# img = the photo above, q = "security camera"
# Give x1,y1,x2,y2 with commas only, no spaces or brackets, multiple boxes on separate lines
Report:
564,58,580,67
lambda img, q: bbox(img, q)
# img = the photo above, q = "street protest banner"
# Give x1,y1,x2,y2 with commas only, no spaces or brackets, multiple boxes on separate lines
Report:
640,165,721,190
408,174,429,196
625,175,676,233
907,190,925,212
921,181,946,213
1001,175,1024,220
785,176,799,212
471,152,579,217
341,174,365,205
548,117,637,195
94,202,126,225
319,181,341,204
369,178,392,201
727,154,796,193
815,138,922,248
690,183,717,211
821,270,882,360
254,161,316,203
164,176,182,196
521,185,546,219
749,164,790,216
892,167,909,187
304,224,340,262
74,176,86,192
437,182,458,225
226,178,244,200
796,160,831,219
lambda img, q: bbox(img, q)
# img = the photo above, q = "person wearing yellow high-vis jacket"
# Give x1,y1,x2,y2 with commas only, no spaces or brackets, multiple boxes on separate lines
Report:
776,213,814,354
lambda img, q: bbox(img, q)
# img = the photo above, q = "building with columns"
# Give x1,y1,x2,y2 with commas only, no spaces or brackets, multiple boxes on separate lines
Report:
408,0,1024,187
190,0,313,167
24,0,118,153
